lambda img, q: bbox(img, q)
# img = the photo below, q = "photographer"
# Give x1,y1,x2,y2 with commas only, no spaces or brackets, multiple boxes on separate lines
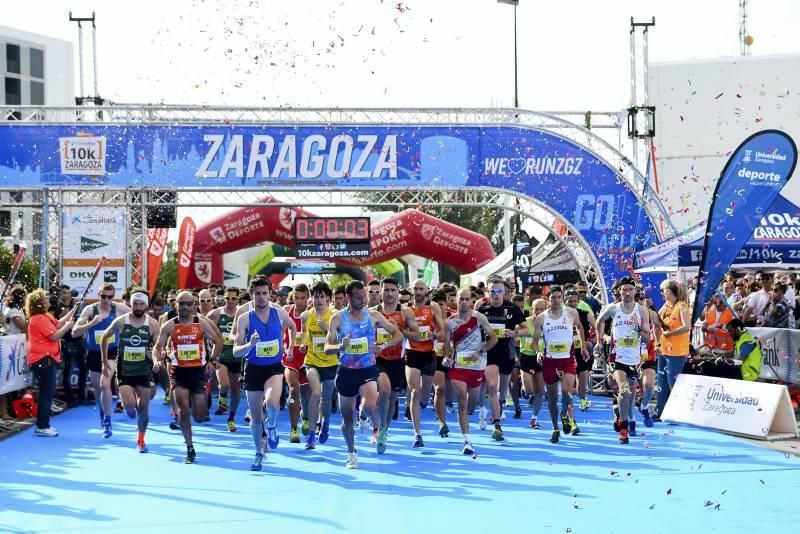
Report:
54,285,88,407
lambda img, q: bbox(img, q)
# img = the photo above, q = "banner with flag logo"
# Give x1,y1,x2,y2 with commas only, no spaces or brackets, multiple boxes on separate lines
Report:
133,228,170,295
692,130,798,324
177,217,196,289
62,207,127,297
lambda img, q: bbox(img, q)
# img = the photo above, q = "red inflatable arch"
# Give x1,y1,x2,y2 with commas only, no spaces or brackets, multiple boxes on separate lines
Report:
182,197,495,287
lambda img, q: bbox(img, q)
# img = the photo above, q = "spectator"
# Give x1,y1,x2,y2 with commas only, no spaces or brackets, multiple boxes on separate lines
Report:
729,319,763,381
53,285,88,407
3,285,28,335
744,272,772,326
26,288,77,437
764,282,792,328
701,294,735,355
655,280,691,420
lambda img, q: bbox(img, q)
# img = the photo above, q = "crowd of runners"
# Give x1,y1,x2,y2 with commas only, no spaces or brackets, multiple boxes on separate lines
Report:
3,268,713,471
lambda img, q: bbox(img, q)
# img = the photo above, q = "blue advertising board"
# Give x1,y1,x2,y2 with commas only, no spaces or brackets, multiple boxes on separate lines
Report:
0,124,660,299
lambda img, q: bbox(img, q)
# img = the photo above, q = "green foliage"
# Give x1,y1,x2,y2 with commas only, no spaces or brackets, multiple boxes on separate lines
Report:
0,244,41,291
152,240,178,297
326,273,353,291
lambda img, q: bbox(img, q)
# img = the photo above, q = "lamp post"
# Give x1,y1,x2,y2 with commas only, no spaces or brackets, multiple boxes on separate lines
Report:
497,0,519,108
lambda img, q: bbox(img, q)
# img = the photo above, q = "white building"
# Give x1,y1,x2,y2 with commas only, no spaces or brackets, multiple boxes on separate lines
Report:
0,25,75,259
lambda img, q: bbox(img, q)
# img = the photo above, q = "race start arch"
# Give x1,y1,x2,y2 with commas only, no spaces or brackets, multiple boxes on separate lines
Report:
0,106,674,302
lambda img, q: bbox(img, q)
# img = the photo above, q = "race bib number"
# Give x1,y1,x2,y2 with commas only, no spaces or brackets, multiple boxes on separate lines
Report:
418,326,431,341
348,337,369,355
312,337,326,354
548,341,569,354
521,337,535,352
95,331,115,345
376,328,392,344
641,346,650,362
456,351,481,369
177,344,201,362
619,336,639,348
434,340,444,357
123,346,146,362
222,333,234,346
255,340,279,358
490,323,505,337
294,333,303,346
573,335,582,349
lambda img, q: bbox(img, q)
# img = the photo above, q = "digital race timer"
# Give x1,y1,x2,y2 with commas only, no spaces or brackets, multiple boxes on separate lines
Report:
294,217,370,242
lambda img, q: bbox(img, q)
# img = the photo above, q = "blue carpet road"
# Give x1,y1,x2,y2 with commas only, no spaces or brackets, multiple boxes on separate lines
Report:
0,395,797,534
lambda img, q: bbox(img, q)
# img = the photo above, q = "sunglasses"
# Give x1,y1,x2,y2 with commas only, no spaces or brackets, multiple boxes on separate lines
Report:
168,298,176,303
368,290,380,295
178,301,194,307
490,288,505,294
99,295,114,300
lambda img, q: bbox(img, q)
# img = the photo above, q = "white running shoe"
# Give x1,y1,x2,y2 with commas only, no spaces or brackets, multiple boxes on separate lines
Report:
479,406,487,431
34,427,58,437
346,451,359,469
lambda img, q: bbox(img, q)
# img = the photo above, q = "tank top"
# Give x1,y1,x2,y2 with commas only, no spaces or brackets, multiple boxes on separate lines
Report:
447,312,486,370
86,304,118,351
217,311,236,362
659,301,690,356
305,306,337,368
118,316,152,377
406,305,436,352
570,308,591,357
338,308,376,369
169,316,205,368
519,316,545,357
282,305,306,365
245,306,283,366
542,308,573,359
612,304,642,366
376,305,406,361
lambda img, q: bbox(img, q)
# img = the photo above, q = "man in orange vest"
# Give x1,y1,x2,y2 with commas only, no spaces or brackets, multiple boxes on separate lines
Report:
701,295,735,355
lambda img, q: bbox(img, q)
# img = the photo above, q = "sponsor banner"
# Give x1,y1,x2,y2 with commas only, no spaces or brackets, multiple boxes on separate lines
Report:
296,242,370,259
692,131,798,324
0,334,31,395
749,327,800,384
286,261,338,274
133,228,170,294
62,207,127,295
59,134,106,176
662,374,798,440
1,124,666,300
177,217,197,288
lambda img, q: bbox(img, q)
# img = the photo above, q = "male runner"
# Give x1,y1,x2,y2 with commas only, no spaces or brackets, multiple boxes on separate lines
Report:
405,279,445,447
530,286,589,443
515,298,547,428
429,289,454,429
300,281,337,449
373,277,418,453
283,283,311,443
198,288,215,316
333,286,347,311
367,280,382,308
565,288,596,412
207,286,242,431
444,288,498,454
593,277,651,444
326,280,402,469
476,276,525,441
233,278,296,471
72,283,131,438
153,291,223,463
100,291,160,452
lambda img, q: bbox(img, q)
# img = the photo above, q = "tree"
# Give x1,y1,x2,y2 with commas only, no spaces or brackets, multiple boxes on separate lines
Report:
0,243,41,291
326,273,353,291
152,240,178,297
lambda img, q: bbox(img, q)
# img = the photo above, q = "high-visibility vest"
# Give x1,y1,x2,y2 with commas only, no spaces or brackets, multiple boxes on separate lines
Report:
704,307,734,352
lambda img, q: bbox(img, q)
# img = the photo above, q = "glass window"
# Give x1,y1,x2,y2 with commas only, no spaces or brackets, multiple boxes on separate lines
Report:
29,48,44,78
6,44,20,74
0,211,10,237
9,192,22,203
5,77,21,105
30,81,44,105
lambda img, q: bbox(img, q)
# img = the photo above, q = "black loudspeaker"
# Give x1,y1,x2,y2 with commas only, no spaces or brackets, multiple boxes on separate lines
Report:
146,190,177,228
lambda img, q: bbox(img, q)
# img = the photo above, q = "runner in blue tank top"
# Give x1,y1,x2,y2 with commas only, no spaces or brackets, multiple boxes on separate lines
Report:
233,277,296,472
72,283,131,437
325,280,402,469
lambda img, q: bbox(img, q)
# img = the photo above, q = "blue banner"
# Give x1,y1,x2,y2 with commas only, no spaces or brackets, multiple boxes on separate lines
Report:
692,130,798,323
0,123,662,301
